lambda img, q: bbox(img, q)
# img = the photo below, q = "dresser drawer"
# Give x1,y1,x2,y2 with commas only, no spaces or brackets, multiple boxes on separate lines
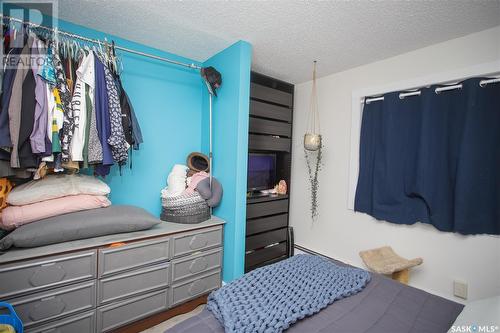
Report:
96,288,169,332
171,248,222,283
246,199,288,219
26,310,96,333
250,83,293,107
246,228,288,251
8,280,96,328
170,270,221,307
245,243,288,269
248,134,291,152
0,250,97,299
172,227,222,258
98,262,170,305
250,100,292,122
249,117,292,137
246,213,288,236
98,237,170,277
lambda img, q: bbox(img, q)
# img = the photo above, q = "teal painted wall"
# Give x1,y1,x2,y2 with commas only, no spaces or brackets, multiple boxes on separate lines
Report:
202,41,252,282
45,18,205,216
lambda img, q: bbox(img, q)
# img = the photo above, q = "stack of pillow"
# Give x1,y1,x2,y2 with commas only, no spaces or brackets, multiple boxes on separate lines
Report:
0,174,111,231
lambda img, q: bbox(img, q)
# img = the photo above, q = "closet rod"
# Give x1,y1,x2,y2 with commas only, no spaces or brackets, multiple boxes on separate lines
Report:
363,76,500,104
1,15,202,70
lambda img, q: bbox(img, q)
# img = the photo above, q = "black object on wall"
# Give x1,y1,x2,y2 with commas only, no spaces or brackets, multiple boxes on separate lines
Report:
245,72,294,273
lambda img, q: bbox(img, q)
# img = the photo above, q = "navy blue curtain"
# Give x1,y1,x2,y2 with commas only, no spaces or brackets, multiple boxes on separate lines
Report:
355,78,500,235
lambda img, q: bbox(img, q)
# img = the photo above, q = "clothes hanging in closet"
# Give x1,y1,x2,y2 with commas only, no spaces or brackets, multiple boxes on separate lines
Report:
0,25,142,180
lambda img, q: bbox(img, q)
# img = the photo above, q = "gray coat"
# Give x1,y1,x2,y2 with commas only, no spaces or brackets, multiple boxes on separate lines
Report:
8,36,34,168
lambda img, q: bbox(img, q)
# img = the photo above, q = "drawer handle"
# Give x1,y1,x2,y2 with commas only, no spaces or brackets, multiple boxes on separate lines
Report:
188,235,208,250
188,279,207,296
29,264,66,287
189,257,208,274
30,297,66,321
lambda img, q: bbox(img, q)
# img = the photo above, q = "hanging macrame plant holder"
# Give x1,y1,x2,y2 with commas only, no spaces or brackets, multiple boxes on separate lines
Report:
304,61,323,220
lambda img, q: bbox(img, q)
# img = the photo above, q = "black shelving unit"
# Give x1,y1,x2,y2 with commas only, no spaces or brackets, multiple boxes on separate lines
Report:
245,72,294,273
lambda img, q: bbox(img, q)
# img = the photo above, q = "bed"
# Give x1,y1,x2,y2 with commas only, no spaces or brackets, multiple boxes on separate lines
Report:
167,256,463,333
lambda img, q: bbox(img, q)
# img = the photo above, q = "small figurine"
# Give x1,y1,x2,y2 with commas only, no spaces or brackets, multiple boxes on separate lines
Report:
274,180,287,195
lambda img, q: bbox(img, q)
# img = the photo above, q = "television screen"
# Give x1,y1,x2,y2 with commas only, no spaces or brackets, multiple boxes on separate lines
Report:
247,153,276,191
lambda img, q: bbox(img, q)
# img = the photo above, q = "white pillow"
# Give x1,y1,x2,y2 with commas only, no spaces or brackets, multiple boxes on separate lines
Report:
7,174,110,206
448,296,500,333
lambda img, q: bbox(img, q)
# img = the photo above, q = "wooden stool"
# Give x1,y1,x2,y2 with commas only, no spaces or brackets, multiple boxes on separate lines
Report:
359,246,423,284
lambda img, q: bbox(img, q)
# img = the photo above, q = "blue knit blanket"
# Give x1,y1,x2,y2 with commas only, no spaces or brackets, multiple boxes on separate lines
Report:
207,254,371,333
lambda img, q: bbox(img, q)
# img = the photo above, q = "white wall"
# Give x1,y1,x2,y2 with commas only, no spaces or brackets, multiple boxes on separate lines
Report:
289,26,500,303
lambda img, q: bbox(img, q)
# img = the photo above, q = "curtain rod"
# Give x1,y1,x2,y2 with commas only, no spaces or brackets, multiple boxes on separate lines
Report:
1,15,202,70
363,77,500,104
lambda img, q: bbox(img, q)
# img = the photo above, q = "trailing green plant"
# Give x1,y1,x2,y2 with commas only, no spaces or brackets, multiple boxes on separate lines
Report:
304,137,323,220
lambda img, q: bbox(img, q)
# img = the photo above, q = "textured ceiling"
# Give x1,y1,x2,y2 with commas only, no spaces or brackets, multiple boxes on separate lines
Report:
56,0,500,83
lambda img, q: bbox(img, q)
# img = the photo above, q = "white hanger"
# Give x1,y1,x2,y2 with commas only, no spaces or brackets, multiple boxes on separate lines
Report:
104,37,110,62
97,39,104,59
76,42,86,60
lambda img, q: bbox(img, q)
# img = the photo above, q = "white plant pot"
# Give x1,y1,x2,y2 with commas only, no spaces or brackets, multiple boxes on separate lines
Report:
304,133,322,151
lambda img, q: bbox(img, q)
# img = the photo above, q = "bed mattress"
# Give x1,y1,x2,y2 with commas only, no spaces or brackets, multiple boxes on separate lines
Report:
166,259,463,333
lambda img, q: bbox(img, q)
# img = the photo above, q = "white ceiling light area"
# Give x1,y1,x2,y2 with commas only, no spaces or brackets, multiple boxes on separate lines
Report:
58,0,500,83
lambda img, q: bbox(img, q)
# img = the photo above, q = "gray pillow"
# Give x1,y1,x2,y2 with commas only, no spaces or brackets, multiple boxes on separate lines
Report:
0,205,161,250
196,177,223,207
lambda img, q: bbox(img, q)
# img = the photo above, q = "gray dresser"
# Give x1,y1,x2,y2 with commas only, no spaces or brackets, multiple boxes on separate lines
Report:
0,217,224,332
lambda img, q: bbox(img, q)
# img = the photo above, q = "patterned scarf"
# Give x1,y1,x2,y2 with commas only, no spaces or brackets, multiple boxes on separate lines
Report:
52,50,74,162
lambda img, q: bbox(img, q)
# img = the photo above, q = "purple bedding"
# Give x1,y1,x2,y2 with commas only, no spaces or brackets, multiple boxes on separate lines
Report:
166,258,463,333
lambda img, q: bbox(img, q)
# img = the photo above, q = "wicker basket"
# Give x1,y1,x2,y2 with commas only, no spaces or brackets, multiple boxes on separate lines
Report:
160,192,210,224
